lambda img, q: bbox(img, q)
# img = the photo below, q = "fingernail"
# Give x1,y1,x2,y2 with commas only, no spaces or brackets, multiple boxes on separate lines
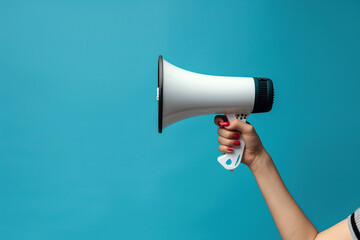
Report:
222,121,230,127
217,121,222,127
227,147,234,151
233,141,241,146
233,133,240,139
229,170,233,172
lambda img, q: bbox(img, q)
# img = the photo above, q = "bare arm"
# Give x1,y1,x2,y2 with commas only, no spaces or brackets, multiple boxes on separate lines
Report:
250,151,352,240
315,219,352,240
214,116,353,240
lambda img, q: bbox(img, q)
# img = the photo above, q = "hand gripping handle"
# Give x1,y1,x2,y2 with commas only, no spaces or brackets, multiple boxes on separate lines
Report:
217,113,248,171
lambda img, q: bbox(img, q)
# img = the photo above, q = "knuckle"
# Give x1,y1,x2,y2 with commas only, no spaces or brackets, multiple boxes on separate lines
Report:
233,118,241,126
248,124,255,132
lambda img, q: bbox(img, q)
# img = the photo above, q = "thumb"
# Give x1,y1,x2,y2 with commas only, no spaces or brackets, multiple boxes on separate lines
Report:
224,118,253,134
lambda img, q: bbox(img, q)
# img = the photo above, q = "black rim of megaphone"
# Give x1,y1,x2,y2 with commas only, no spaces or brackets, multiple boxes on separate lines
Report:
158,55,164,133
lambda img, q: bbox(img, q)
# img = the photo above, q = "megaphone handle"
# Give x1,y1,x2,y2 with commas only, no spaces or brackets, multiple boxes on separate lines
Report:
217,113,247,171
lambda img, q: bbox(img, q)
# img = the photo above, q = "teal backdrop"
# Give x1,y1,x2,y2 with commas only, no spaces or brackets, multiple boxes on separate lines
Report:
1,0,359,239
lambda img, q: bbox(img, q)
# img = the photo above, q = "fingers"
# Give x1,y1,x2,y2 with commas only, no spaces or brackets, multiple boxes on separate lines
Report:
214,115,254,134
214,115,254,154
217,136,241,147
218,144,234,154
217,128,241,139
225,118,254,134
214,115,228,127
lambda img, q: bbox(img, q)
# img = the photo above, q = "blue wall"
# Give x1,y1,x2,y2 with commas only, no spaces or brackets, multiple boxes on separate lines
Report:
1,0,359,239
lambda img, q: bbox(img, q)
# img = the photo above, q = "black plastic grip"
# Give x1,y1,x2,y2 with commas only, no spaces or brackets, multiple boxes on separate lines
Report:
252,77,274,113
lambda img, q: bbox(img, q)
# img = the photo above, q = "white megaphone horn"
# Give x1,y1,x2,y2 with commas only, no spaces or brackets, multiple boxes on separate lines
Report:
157,55,274,171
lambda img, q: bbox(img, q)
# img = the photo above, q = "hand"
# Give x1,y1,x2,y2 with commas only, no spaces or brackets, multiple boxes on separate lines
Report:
214,115,270,170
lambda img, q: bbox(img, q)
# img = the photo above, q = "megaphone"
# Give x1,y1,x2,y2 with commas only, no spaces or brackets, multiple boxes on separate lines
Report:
157,55,274,171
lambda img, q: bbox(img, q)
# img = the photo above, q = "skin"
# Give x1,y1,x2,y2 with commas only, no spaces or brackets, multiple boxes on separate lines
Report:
214,115,353,240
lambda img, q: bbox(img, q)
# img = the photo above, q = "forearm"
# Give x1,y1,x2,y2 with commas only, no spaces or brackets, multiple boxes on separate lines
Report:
250,151,318,240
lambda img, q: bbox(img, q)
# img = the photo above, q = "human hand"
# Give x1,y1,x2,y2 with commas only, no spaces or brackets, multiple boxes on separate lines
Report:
214,115,270,170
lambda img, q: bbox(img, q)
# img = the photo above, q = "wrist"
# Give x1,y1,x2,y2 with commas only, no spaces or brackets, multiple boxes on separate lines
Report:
248,148,273,174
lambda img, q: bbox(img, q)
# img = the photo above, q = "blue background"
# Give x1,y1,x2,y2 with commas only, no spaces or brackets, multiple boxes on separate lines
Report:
1,0,359,239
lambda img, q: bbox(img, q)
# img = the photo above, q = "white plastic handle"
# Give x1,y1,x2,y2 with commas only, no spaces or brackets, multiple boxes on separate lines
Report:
217,113,248,171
